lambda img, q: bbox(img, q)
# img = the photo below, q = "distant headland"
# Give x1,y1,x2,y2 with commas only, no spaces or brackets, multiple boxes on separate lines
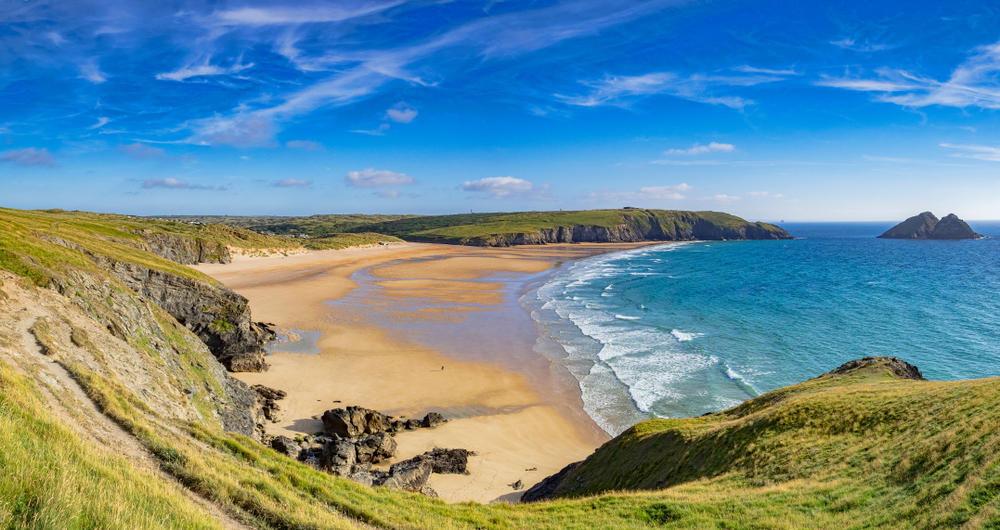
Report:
878,212,983,240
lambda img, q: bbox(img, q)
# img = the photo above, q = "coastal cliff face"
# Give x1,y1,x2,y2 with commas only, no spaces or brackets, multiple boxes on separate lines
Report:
38,234,271,372
133,230,233,264
6,267,265,440
476,215,791,247
92,257,272,372
878,212,982,240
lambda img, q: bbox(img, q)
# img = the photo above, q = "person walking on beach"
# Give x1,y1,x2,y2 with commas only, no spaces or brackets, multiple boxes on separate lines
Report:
441,366,444,371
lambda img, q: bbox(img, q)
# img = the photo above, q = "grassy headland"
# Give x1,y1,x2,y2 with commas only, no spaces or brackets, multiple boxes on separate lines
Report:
2,206,997,529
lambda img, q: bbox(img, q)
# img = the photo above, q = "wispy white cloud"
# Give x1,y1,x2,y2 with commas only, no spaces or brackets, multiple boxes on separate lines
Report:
698,194,741,202
940,143,1000,161
817,39,1000,109
345,168,415,188
385,103,417,123
89,117,111,130
664,142,734,155
732,65,801,76
274,178,312,187
650,159,725,165
462,176,550,200
587,183,691,202
187,0,684,140
862,155,929,163
46,32,67,45
156,61,253,82
0,148,57,168
831,38,894,52
351,123,391,136
208,3,404,27
556,71,788,109
191,115,276,147
121,143,165,159
120,142,195,161
375,189,402,198
746,191,784,199
141,178,221,190
286,140,324,151
79,61,106,84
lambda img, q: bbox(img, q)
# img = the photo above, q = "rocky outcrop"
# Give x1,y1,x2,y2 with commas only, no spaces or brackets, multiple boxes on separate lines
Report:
100,260,272,372
471,213,791,247
37,234,273,372
322,407,446,437
322,406,391,437
421,412,445,428
879,212,982,240
271,436,300,458
129,230,232,265
253,384,286,422
377,460,434,493
928,214,981,240
398,447,474,475
821,356,926,381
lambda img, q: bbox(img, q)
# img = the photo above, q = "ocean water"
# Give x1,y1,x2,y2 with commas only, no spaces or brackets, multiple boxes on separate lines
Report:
521,222,1000,436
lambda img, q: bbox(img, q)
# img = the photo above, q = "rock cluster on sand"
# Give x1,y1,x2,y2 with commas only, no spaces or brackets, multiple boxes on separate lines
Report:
322,406,446,437
878,212,983,240
252,384,287,422
273,405,468,496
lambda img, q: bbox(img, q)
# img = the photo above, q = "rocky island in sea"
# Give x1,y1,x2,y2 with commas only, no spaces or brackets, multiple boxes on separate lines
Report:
878,211,983,240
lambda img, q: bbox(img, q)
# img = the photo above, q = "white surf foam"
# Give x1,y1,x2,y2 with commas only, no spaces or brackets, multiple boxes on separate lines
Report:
671,330,703,342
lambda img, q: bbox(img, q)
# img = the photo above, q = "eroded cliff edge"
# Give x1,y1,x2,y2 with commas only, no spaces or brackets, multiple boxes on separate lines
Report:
38,233,272,372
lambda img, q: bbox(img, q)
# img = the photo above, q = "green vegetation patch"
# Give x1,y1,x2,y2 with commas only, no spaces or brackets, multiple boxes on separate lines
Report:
304,232,403,250
343,209,785,244
0,360,224,529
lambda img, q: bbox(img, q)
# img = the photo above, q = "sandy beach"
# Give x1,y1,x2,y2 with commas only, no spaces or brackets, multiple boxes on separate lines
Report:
193,241,653,503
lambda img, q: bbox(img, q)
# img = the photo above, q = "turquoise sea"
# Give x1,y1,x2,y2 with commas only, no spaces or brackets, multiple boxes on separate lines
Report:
522,222,1000,436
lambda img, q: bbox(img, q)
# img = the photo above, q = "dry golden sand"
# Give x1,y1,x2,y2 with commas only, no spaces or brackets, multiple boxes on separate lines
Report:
193,242,654,503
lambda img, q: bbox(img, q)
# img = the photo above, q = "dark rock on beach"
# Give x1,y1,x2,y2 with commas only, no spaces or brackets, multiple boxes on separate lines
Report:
421,412,445,428
399,447,475,475
271,436,300,458
377,460,434,492
322,406,392,437
878,212,982,240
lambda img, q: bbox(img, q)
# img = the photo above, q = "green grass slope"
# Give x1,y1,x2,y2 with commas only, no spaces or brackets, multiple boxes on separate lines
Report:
532,357,1000,528
160,214,413,237
345,209,788,245
0,362,226,529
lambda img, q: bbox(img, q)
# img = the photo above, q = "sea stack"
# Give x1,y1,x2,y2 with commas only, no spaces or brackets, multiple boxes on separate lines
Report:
878,212,982,240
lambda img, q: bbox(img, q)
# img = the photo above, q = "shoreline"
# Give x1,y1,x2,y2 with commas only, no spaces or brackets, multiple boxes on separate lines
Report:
192,241,659,503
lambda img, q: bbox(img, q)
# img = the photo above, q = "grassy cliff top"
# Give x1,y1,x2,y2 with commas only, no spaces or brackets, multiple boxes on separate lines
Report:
159,213,413,237
528,356,1000,528
0,207,307,284
345,209,785,244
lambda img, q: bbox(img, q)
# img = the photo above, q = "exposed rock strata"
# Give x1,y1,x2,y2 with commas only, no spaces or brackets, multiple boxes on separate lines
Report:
128,230,232,264
18,266,265,440
36,234,272,372
474,216,790,247
878,212,982,240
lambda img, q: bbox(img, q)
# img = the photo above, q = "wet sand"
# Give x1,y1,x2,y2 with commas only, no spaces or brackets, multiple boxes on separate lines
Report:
193,242,652,503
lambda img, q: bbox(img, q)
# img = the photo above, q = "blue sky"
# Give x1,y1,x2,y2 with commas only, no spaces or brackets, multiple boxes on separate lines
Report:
2,0,1000,220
